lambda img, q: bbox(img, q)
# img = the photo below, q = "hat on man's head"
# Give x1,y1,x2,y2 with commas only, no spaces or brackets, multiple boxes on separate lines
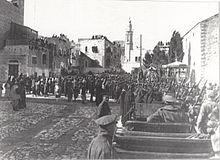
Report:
207,90,217,99
95,115,117,127
162,94,178,103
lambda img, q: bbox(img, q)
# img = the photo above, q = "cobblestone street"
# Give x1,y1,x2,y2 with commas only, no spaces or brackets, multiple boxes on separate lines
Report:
0,99,120,160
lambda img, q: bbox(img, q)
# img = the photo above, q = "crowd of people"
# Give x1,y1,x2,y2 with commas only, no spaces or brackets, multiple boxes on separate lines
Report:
86,70,220,159
0,71,134,110
0,69,219,159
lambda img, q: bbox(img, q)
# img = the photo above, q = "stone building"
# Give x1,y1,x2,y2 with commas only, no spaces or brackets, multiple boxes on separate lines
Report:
113,41,125,70
182,14,219,85
0,22,51,81
77,51,102,73
46,34,72,76
0,0,24,48
78,35,121,70
68,44,102,74
0,23,72,81
0,0,72,80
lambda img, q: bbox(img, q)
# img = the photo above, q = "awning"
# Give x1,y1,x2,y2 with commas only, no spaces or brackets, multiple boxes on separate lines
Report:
162,61,187,68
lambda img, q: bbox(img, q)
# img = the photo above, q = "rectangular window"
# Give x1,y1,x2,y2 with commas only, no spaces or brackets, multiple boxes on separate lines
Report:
92,46,98,53
32,56,37,64
135,57,138,62
42,54,47,65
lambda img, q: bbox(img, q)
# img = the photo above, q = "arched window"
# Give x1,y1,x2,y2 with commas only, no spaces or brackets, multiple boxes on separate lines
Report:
42,54,47,65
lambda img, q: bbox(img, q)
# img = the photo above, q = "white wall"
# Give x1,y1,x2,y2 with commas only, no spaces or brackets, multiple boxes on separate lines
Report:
78,39,105,67
183,24,202,84
183,15,219,85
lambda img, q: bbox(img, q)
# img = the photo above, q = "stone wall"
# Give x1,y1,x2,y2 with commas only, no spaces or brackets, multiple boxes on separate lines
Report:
0,0,24,48
0,44,51,82
78,37,121,69
79,38,105,67
200,14,219,84
183,24,202,84
183,14,219,85
0,53,27,82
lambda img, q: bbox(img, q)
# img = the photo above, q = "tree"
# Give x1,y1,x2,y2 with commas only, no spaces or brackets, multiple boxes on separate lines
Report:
143,51,152,68
151,42,168,67
168,31,184,63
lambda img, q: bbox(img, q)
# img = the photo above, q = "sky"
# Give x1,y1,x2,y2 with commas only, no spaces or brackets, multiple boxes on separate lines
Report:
24,0,218,50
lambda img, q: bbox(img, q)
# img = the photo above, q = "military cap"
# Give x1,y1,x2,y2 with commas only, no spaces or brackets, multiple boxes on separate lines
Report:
95,115,117,126
162,94,178,103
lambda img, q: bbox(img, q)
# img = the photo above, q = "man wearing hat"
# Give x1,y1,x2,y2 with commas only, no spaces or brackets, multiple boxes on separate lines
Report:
87,115,117,159
196,89,218,134
147,91,189,123
97,94,111,118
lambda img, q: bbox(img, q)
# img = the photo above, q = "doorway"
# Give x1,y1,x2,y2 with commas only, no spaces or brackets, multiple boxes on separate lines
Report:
8,60,19,78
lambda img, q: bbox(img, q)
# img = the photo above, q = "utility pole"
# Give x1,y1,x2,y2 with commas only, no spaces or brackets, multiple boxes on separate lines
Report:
33,0,36,28
140,34,142,68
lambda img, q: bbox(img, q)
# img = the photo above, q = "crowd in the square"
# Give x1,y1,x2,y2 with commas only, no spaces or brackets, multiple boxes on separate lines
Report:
0,69,219,159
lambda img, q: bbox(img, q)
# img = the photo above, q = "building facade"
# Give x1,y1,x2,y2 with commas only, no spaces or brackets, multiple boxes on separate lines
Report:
0,23,72,81
182,14,219,85
0,0,24,48
0,0,73,80
46,34,72,76
0,43,50,81
0,22,50,82
78,35,121,70
113,40,125,70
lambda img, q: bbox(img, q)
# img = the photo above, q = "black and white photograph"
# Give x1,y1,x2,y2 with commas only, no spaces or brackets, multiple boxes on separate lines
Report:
0,0,219,159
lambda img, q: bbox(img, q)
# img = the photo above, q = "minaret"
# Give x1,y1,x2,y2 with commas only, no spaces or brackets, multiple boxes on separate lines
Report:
125,18,133,62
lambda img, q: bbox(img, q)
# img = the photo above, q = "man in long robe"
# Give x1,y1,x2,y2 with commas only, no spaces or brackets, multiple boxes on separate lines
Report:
97,95,111,118
10,81,21,111
95,80,103,106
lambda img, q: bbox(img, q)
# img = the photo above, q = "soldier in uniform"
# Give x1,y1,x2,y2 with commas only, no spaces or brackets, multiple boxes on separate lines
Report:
87,115,117,159
147,91,189,123
207,106,220,159
196,90,217,134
